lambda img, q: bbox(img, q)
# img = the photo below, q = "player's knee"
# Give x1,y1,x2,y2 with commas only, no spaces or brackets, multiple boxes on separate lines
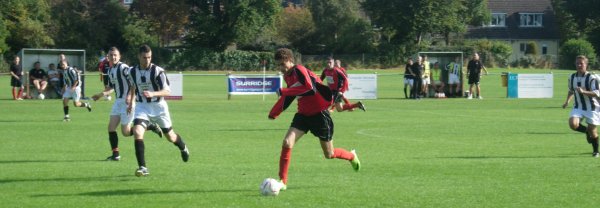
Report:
323,151,334,159
282,140,293,148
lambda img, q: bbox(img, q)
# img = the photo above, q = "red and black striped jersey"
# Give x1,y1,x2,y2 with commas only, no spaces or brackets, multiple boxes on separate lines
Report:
320,67,349,92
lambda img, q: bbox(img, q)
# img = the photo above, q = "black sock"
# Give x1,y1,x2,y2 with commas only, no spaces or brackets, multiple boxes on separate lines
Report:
63,106,69,115
592,137,599,153
576,125,587,133
404,88,408,98
80,102,88,108
173,134,186,150
147,123,157,131
134,140,145,167
109,131,119,156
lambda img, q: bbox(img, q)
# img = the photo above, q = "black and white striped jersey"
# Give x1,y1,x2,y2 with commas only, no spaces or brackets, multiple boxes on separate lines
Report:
128,63,170,103
108,62,131,99
447,62,461,76
63,66,81,88
569,72,600,111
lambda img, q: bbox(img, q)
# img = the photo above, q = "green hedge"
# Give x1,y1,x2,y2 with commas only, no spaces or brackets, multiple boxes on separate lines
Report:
169,48,275,71
560,39,597,69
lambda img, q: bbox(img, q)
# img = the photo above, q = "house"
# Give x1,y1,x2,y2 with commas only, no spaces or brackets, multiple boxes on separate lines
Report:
465,0,560,66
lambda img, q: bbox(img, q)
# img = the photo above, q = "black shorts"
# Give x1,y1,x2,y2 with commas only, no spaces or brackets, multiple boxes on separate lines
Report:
290,111,334,141
10,76,23,87
103,75,110,87
332,90,343,103
468,74,480,84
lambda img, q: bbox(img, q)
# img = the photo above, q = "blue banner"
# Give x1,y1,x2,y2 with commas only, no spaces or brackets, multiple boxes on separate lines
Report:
227,75,283,95
507,73,518,98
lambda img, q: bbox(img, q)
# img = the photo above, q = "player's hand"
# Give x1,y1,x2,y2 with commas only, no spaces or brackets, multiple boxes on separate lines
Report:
276,89,281,97
577,87,584,94
268,115,276,120
337,92,343,96
91,93,102,101
71,86,76,91
127,105,132,115
562,102,568,109
143,90,153,98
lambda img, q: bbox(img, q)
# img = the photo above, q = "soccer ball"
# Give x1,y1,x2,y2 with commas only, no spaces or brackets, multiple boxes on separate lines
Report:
38,93,45,100
260,178,282,196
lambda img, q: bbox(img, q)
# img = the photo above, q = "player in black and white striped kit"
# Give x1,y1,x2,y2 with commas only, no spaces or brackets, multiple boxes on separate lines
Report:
127,45,189,176
563,55,600,157
61,60,91,121
91,47,163,161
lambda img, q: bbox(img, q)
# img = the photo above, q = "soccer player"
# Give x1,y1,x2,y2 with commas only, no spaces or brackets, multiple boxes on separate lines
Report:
91,47,163,161
403,58,415,99
431,62,446,98
269,48,361,191
421,55,431,97
127,45,189,176
334,59,352,106
320,58,366,112
10,56,24,100
61,60,92,121
411,56,424,99
467,53,488,99
562,55,600,157
446,57,462,97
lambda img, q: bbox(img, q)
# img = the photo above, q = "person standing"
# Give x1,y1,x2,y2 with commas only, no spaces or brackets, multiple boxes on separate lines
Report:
422,55,431,97
91,47,163,161
9,56,24,100
320,58,366,112
467,53,488,99
127,45,190,176
403,58,415,99
411,56,424,99
446,57,462,97
269,48,361,191
61,60,92,121
563,55,600,157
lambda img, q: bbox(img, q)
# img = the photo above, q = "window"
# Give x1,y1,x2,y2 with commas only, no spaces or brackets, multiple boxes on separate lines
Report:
520,13,543,27
487,13,506,27
123,0,133,4
542,44,547,55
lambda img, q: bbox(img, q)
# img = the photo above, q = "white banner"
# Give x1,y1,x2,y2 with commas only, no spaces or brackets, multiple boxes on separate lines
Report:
166,73,183,100
344,74,377,99
507,73,553,98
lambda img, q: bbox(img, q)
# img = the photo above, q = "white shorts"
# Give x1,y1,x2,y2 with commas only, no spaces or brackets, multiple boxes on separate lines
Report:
110,99,134,125
63,87,81,102
570,108,600,125
422,77,431,85
448,74,460,84
404,78,414,86
134,101,172,129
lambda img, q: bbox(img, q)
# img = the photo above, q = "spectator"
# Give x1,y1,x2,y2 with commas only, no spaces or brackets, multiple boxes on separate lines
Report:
9,56,24,100
422,55,431,97
29,61,48,98
403,58,414,99
446,57,462,97
47,63,63,98
431,62,446,98
467,52,488,99
411,56,424,99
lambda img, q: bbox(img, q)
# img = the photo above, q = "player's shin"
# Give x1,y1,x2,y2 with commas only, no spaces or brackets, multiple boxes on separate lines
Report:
134,139,146,167
279,147,291,184
109,131,119,157
173,134,186,150
331,148,354,161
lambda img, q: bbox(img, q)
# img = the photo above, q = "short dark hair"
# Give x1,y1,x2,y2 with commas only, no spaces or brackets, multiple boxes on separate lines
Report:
34,61,40,65
576,55,589,64
109,46,120,53
139,45,152,54
49,63,55,66
275,48,294,62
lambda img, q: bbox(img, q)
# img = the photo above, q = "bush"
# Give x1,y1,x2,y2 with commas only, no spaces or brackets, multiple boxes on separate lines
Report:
560,39,597,69
169,48,274,71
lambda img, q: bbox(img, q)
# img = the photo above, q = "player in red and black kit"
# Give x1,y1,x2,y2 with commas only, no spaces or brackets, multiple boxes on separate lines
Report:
268,48,361,191
98,54,112,100
321,58,366,112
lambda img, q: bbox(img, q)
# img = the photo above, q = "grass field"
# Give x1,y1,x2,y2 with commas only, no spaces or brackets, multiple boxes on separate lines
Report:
0,68,597,207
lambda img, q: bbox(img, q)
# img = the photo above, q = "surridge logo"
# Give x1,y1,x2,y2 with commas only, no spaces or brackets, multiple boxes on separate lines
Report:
236,80,273,87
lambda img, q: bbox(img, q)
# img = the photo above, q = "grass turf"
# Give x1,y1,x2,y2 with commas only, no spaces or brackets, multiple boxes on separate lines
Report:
0,69,597,207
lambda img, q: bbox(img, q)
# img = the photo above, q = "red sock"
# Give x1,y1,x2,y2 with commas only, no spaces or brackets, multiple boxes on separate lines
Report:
17,89,23,98
332,148,354,161
342,103,356,111
343,97,350,105
279,147,292,184
12,88,16,100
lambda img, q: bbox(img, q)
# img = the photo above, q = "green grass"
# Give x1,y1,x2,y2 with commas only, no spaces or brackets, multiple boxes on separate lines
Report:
0,68,596,207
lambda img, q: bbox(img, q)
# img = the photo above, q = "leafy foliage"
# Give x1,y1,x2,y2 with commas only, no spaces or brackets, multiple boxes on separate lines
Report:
560,39,597,69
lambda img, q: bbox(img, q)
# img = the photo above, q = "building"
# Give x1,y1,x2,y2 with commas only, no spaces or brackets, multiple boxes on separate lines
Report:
465,0,560,66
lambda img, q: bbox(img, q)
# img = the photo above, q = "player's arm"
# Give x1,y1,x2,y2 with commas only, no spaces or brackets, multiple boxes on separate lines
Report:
563,91,574,109
269,95,296,119
279,68,314,96
336,68,349,93
481,62,489,75
577,78,600,98
320,70,326,81
143,71,171,98
9,70,19,79
91,87,114,101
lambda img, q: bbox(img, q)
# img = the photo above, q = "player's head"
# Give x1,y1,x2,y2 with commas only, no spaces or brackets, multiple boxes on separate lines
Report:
49,63,55,70
327,57,335,68
34,61,41,69
576,55,588,71
138,44,153,68
13,56,19,64
473,53,480,60
423,55,428,61
407,58,413,64
108,46,121,65
417,55,423,63
59,59,68,69
335,59,342,68
275,48,294,71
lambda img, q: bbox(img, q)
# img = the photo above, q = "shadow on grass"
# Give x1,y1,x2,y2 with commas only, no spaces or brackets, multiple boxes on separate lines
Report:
210,128,286,132
524,132,571,135
0,175,133,184
433,153,590,159
0,119,61,123
0,159,104,164
31,188,253,197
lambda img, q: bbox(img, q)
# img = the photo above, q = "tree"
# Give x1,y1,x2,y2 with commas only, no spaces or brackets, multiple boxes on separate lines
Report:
1,0,54,55
185,0,281,51
130,0,189,47
552,0,600,58
275,5,316,52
